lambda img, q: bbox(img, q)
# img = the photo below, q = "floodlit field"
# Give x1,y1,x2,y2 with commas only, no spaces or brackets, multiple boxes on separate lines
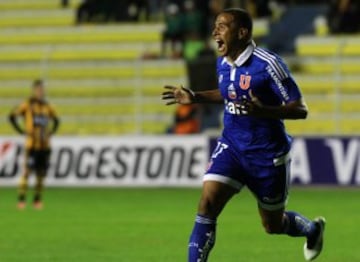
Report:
0,187,359,262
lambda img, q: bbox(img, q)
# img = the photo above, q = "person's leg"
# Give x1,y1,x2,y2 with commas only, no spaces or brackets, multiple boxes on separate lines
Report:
33,170,45,209
17,168,30,209
258,206,325,261
189,138,243,262
258,206,318,237
188,180,238,262
18,150,34,209
33,150,50,209
248,156,325,260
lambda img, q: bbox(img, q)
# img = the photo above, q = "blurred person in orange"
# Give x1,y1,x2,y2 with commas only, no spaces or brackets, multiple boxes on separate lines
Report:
174,104,200,134
8,79,60,210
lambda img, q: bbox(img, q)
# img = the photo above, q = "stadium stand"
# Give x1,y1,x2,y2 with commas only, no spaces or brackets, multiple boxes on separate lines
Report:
0,0,358,135
0,0,183,135
285,35,360,134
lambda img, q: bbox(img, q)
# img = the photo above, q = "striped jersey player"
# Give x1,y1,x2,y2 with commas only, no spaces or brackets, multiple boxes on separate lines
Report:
162,8,326,262
9,79,60,210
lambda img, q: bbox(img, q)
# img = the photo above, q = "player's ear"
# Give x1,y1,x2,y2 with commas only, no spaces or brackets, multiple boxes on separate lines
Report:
238,27,248,40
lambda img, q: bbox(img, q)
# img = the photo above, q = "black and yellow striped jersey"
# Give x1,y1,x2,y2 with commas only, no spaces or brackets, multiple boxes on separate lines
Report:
9,97,59,150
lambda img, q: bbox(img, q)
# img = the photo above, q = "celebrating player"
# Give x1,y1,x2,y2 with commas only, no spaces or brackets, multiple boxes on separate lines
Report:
9,79,60,210
162,8,325,261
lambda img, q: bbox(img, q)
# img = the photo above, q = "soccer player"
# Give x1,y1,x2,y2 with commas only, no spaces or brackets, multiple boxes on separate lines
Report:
9,79,60,210
162,8,325,261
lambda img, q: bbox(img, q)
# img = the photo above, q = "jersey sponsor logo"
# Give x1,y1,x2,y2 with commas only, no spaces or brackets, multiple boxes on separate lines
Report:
225,100,241,115
239,74,251,90
227,84,237,99
266,65,290,101
33,115,49,127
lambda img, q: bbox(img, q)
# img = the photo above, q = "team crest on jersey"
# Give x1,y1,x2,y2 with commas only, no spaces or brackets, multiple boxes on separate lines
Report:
218,74,223,84
239,74,251,90
227,84,237,99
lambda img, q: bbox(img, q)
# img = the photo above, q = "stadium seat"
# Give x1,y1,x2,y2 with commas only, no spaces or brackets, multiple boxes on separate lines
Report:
0,61,186,80
285,119,336,135
299,59,360,75
0,25,163,44
296,37,339,57
296,35,360,57
0,1,358,136
341,100,360,113
343,42,360,56
340,119,360,134
0,9,74,28
0,0,81,11
306,99,335,113
294,75,360,94
0,43,161,62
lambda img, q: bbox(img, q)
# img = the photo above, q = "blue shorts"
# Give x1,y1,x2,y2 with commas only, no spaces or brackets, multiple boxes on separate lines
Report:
205,139,291,211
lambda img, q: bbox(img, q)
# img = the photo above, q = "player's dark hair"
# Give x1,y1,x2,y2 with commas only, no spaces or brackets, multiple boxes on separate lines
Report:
32,79,44,88
221,8,253,35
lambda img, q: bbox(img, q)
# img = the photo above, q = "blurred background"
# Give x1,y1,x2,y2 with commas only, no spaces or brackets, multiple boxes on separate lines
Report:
0,0,359,136
0,1,359,261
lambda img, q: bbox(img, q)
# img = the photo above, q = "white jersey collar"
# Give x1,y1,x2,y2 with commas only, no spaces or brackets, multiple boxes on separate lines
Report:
221,40,256,67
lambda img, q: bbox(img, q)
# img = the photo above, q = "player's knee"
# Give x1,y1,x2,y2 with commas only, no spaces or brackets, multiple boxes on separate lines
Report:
198,196,218,219
262,221,283,234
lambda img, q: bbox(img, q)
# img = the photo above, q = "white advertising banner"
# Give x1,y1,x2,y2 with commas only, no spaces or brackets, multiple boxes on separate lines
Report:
0,136,208,187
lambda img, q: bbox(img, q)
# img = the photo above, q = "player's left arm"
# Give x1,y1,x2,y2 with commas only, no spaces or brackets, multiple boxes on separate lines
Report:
8,102,28,134
243,88,308,120
49,105,60,135
241,63,308,120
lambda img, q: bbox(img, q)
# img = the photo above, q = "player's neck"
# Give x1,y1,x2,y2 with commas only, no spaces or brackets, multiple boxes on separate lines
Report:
30,96,45,103
226,40,252,64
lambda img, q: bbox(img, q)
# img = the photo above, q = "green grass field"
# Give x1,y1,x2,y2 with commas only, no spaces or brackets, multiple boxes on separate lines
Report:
0,187,359,262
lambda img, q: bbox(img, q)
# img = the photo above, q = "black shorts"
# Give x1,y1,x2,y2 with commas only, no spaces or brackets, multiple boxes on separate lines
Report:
26,149,51,172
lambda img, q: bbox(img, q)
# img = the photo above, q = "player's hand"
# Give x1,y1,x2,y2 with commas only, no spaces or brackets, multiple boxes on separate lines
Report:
239,90,263,116
162,85,195,105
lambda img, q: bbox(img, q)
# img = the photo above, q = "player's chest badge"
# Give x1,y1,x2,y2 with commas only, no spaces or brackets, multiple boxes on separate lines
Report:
218,74,223,84
227,84,237,99
239,74,252,90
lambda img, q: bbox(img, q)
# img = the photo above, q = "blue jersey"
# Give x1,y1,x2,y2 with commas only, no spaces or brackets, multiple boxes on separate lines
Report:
217,41,302,165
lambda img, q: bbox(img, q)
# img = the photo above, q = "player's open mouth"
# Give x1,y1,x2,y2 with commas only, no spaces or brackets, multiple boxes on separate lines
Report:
215,40,225,52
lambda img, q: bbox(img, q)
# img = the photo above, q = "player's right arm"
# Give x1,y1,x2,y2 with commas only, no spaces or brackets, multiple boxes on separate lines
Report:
162,85,223,105
8,102,27,135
